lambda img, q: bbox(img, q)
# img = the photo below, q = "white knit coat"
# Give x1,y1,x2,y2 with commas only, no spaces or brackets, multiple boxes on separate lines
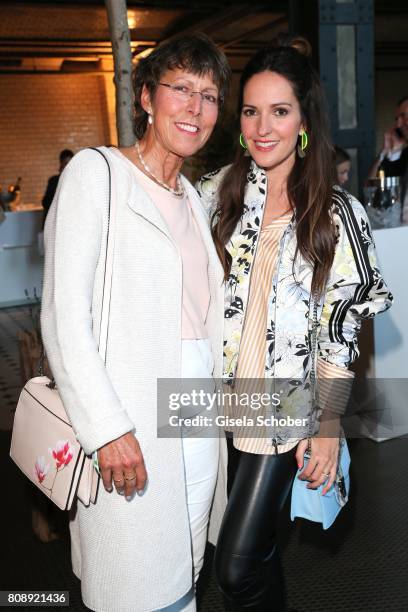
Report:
41,147,227,612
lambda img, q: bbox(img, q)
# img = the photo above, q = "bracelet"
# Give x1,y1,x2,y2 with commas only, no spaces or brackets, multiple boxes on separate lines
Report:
92,451,100,475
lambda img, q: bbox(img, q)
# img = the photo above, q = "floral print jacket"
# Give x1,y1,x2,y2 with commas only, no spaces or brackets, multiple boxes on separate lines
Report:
196,162,393,441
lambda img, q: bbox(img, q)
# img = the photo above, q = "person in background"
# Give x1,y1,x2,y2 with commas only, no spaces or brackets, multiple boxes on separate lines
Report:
367,96,408,204
41,149,74,226
334,146,351,187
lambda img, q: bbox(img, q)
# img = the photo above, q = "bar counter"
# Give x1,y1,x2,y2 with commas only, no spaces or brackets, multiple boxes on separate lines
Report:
353,224,408,441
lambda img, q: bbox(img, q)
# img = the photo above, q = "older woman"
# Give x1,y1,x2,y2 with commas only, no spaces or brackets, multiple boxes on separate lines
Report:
41,34,230,612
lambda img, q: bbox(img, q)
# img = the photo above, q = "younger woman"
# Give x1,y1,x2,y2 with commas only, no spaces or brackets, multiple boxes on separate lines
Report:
197,39,392,611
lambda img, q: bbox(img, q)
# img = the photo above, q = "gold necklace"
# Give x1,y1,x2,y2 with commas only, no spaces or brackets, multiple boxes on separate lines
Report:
135,141,184,197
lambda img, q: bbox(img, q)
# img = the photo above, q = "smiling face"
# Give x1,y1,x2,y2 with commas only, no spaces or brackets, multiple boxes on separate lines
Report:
141,67,219,159
240,71,304,175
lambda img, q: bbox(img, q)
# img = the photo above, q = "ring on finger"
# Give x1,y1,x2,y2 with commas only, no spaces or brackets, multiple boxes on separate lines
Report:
124,474,136,482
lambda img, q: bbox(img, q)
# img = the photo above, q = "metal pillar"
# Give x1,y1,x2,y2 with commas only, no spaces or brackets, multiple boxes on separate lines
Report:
290,0,375,198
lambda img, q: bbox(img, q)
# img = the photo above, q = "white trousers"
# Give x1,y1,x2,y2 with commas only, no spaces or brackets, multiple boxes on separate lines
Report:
159,339,219,612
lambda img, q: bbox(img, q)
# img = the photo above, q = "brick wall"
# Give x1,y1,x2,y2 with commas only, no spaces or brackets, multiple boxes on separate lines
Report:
0,73,116,204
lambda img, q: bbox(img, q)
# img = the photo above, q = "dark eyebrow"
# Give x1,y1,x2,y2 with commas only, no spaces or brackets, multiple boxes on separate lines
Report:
242,102,293,108
172,78,218,92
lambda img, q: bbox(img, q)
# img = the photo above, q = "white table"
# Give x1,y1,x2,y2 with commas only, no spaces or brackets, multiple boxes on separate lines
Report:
356,224,408,441
0,210,43,307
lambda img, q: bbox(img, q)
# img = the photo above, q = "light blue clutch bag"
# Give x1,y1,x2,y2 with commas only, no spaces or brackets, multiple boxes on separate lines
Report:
290,438,351,530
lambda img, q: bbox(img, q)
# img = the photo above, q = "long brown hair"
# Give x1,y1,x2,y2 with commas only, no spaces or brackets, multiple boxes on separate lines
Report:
212,39,336,297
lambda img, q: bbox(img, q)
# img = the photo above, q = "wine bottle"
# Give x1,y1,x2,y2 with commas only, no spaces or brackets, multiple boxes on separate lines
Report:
373,170,392,209
14,177,21,193
8,177,21,194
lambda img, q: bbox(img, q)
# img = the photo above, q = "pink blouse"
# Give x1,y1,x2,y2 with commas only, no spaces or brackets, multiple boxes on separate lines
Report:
111,149,210,339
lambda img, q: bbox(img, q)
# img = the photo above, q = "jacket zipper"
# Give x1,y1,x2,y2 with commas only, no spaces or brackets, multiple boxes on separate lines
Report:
270,220,293,452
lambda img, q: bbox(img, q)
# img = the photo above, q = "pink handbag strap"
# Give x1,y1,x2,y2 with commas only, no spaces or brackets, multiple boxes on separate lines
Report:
41,148,116,380
91,148,116,364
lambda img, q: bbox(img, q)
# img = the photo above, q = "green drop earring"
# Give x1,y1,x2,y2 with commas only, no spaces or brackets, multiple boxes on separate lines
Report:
239,133,247,149
297,130,308,158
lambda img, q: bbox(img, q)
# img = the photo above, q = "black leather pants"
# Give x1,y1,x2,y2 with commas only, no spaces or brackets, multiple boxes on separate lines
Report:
215,447,298,611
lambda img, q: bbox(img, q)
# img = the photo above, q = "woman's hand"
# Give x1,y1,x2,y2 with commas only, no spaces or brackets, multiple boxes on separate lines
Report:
295,436,340,496
97,432,147,499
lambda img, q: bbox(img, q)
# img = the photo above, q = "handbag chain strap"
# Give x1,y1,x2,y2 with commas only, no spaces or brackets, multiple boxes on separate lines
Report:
305,294,319,457
307,292,345,490
92,147,115,365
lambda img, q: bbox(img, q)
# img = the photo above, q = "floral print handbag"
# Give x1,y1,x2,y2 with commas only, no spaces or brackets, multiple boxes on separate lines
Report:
10,376,99,510
9,148,115,511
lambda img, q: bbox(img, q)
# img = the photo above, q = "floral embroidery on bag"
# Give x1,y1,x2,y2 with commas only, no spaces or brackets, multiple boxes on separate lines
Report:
50,440,74,469
34,456,50,484
34,439,75,498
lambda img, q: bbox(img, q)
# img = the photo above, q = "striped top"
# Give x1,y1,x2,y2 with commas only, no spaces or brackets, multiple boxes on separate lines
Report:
233,214,354,455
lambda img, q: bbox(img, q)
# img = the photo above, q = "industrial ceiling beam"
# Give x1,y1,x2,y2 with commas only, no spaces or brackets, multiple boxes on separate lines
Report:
132,4,267,59
219,15,288,49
